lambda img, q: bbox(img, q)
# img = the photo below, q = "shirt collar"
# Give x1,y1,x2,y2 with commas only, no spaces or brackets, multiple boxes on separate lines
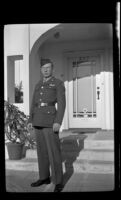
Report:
43,76,53,83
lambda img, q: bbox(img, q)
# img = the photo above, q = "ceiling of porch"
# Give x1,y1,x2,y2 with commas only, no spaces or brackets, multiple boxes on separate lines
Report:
46,23,112,43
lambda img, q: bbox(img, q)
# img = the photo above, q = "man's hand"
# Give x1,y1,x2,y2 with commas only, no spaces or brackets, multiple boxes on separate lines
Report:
27,123,33,131
53,123,61,133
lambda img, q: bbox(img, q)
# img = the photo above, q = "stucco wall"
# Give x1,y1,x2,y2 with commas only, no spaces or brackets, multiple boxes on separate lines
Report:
29,24,59,51
4,24,29,114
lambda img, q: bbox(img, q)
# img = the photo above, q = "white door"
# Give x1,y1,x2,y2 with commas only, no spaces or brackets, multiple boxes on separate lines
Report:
68,54,102,128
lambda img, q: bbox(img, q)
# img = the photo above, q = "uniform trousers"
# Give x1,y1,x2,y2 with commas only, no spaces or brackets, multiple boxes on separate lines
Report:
34,127,63,185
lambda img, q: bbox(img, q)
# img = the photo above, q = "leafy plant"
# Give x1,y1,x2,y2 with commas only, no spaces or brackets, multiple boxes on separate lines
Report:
15,81,23,103
4,100,36,148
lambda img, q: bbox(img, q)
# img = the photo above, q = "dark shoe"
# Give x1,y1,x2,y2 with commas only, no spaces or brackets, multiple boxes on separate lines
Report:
54,184,64,192
31,177,51,187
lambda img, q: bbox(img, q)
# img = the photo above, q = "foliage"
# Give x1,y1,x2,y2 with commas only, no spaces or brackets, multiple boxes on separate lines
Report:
4,100,36,148
15,81,23,103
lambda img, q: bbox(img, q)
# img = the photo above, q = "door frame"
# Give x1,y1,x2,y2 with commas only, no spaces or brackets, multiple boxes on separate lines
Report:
63,49,105,129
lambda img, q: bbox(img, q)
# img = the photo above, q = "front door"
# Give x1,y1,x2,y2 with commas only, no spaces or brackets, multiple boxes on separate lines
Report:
68,54,102,128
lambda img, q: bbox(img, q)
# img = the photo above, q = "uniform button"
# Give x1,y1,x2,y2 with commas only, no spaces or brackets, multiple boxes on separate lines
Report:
40,92,43,95
48,111,50,113
39,99,42,101
41,86,44,89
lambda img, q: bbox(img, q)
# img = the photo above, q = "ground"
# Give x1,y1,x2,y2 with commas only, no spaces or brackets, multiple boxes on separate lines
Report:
5,130,114,192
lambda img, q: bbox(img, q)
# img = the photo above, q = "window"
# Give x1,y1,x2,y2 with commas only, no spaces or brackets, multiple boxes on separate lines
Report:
7,55,24,104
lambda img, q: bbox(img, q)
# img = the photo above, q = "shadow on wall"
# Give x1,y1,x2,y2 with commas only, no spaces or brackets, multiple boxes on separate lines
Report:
60,134,87,186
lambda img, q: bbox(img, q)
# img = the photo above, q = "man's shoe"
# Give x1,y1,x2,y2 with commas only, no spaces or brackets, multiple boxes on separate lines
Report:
31,177,51,187
54,184,64,192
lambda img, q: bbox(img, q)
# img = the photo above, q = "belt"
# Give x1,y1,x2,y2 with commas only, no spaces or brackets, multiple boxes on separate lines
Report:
35,102,55,107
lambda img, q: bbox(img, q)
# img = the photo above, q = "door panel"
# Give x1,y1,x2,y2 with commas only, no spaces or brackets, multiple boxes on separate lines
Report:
68,55,101,128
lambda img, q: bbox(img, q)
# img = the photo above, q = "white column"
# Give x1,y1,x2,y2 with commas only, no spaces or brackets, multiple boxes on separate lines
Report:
100,71,105,129
4,57,8,101
104,72,111,129
23,24,30,115
4,27,8,101
109,72,114,129
61,56,69,130
109,49,114,130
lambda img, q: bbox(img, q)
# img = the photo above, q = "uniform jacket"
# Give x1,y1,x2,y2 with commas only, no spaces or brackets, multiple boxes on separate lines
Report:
28,76,66,127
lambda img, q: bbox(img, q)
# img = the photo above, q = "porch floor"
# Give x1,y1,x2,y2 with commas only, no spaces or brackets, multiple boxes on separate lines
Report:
5,130,114,192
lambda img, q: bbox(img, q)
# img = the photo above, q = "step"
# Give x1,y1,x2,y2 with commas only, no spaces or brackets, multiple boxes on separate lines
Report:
77,149,114,161
5,141,114,160
62,149,114,162
5,131,114,160
25,141,114,159
73,160,114,174
84,140,114,150
6,158,39,172
6,156,114,175
61,132,114,150
5,142,114,160
62,149,114,174
25,142,114,159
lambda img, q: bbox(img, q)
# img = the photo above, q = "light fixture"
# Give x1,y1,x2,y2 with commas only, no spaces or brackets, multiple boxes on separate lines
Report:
54,32,60,39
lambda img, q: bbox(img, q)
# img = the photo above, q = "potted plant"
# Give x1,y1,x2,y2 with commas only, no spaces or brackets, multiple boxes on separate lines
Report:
4,100,36,160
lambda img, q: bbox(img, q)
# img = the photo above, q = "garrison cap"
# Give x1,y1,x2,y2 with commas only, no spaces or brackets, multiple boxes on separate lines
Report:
40,58,53,67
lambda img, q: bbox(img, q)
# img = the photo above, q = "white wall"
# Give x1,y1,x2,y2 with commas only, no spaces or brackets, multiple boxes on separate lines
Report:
4,24,30,114
29,24,59,51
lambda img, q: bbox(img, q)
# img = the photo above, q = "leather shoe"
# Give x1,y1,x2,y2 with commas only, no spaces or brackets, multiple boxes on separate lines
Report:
31,177,51,187
54,184,64,192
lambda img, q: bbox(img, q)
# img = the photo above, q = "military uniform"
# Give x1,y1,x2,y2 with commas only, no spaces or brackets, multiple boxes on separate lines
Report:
28,76,66,185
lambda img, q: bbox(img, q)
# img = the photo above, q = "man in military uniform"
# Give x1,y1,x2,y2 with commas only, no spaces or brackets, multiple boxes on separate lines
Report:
27,58,66,192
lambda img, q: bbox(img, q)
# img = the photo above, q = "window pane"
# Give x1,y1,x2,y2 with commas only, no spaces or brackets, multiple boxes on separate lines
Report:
14,59,24,103
77,72,92,112
73,60,97,118
7,55,23,104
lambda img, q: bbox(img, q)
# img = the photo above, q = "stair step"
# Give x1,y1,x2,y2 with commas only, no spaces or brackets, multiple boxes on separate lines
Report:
6,158,39,171
25,149,114,165
76,149,114,161
84,140,114,150
6,156,114,175
6,140,114,160
73,161,114,174
25,140,114,159
62,149,114,162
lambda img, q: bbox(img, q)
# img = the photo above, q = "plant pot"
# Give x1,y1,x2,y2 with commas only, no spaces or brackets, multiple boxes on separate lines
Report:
6,142,24,160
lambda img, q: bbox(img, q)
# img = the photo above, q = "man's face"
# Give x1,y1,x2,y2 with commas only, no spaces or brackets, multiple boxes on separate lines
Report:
41,63,53,78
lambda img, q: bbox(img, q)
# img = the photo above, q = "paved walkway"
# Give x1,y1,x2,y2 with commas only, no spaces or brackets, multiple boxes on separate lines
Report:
5,130,114,192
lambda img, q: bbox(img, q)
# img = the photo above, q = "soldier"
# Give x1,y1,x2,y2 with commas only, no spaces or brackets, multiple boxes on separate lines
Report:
27,58,66,192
